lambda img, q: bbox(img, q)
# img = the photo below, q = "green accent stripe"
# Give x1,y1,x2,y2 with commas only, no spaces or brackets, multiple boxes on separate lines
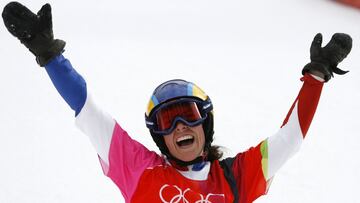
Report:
260,139,269,180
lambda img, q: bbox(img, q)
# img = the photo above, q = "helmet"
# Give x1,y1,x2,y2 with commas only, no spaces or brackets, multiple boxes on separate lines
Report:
145,79,214,165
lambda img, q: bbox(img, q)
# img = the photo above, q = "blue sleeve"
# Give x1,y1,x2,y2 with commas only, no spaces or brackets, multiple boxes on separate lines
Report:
45,54,87,116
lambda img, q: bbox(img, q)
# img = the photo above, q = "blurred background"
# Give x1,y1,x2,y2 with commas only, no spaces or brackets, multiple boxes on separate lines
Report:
0,0,359,202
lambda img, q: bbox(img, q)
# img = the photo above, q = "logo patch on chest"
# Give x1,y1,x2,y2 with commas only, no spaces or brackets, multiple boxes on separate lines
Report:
159,184,225,203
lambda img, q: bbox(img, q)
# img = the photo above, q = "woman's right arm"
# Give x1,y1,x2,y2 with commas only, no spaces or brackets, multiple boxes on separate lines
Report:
45,54,164,201
2,3,163,199
44,54,115,166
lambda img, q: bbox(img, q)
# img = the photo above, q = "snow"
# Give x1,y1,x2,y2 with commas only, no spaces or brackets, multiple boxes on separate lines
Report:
0,0,359,202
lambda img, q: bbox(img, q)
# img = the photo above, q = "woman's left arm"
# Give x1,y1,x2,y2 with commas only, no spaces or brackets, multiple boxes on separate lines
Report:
265,33,352,180
265,73,324,180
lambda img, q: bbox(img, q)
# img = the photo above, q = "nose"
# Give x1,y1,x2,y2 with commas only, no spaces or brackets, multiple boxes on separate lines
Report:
175,122,189,132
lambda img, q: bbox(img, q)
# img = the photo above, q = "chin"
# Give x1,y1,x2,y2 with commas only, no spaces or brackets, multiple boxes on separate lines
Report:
175,150,203,162
180,156,197,162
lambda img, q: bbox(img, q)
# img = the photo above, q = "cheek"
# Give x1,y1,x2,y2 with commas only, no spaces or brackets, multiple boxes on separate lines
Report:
195,126,205,145
163,134,174,148
199,135,205,147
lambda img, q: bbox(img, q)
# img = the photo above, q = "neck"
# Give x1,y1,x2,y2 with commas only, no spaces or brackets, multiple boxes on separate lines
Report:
169,158,207,171
165,150,208,168
169,159,211,181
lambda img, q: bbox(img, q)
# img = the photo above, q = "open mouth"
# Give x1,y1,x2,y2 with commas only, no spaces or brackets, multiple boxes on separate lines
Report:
176,135,195,147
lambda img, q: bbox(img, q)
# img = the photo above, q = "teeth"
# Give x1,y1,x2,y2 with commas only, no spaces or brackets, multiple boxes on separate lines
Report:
176,135,194,142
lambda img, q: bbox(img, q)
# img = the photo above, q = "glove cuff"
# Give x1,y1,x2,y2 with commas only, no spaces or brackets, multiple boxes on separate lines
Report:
302,62,332,82
36,39,66,66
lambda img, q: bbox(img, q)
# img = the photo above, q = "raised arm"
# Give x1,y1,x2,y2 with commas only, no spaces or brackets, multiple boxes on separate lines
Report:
2,2,86,115
227,33,352,203
266,33,352,180
2,3,163,200
2,1,114,163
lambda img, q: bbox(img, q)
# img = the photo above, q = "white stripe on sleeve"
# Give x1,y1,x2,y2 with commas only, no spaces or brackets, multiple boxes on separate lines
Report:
75,94,115,165
267,101,303,179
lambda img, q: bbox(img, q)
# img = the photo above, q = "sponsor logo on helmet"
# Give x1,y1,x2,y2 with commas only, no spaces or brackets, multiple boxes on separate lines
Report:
146,121,154,126
202,103,211,110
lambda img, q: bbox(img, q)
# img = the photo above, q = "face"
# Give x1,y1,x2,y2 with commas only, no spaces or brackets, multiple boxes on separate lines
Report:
163,122,205,162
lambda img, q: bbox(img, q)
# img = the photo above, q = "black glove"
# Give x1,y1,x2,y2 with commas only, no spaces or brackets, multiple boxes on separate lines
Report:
2,2,65,66
302,33,352,82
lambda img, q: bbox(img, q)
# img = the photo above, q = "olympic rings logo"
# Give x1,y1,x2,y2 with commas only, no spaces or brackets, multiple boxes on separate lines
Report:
159,184,225,203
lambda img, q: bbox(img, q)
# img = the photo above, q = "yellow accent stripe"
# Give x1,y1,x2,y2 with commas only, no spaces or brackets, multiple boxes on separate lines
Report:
146,99,155,116
192,84,207,101
260,139,269,180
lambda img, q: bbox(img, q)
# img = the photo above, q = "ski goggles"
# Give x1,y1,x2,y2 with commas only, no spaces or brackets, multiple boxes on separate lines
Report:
146,98,212,135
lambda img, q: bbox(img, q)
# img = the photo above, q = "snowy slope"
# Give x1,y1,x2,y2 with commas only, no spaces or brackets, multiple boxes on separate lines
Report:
0,0,359,202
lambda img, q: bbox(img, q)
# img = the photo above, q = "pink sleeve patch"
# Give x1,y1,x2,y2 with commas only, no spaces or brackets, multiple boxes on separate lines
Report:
99,155,110,175
104,123,164,202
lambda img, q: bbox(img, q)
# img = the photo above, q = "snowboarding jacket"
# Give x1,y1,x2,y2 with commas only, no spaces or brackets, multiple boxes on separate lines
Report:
44,55,324,203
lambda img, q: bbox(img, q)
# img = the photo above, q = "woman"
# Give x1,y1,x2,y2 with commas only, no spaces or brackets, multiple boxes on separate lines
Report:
2,2,352,202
